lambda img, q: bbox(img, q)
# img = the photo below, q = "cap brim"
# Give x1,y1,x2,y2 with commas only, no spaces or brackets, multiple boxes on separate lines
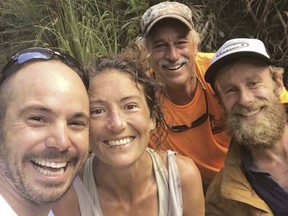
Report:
143,15,193,37
205,52,273,85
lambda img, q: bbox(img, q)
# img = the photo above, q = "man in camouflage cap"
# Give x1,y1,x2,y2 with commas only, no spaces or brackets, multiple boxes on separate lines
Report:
141,1,231,188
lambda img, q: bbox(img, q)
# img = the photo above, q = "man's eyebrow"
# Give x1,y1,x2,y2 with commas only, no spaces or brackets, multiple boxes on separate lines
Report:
19,105,89,119
151,39,164,43
245,74,261,80
72,112,90,120
19,105,54,116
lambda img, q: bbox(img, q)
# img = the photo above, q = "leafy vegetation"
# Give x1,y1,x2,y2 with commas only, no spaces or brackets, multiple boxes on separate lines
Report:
0,0,148,64
0,0,287,87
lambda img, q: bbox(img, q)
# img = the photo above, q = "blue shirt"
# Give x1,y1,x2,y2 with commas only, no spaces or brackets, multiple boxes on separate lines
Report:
241,146,288,216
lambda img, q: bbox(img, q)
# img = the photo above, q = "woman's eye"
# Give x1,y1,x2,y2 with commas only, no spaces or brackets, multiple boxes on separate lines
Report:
126,104,138,110
91,108,105,115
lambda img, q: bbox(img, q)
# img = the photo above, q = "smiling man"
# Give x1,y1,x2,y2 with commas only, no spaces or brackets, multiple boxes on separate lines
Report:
204,38,288,215
141,1,230,187
0,47,90,216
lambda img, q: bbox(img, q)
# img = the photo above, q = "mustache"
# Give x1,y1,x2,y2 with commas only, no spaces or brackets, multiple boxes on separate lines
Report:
230,100,268,115
159,57,188,66
226,95,286,149
24,149,78,163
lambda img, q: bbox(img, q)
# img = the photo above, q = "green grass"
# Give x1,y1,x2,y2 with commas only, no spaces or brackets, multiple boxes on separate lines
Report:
0,0,148,65
0,0,287,74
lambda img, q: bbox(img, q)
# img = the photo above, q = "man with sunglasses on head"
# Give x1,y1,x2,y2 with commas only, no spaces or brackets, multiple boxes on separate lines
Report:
205,38,288,215
140,1,231,187
0,47,90,215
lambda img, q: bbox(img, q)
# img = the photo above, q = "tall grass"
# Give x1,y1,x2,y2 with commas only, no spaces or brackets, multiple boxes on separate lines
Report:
0,0,287,80
0,0,148,66
0,0,51,65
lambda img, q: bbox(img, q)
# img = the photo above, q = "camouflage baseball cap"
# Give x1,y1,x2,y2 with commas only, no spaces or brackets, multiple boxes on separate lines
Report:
141,1,193,37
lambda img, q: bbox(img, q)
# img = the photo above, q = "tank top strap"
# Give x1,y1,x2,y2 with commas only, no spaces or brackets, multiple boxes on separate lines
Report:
167,150,183,216
146,148,169,216
82,154,103,216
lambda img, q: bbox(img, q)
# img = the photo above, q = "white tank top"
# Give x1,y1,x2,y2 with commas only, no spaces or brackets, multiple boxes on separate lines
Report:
73,148,183,216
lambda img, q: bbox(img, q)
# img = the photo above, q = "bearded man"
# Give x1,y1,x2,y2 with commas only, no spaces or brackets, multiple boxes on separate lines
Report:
204,38,288,216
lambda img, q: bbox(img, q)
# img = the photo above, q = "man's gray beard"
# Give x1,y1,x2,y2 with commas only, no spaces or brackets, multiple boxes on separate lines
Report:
225,95,286,150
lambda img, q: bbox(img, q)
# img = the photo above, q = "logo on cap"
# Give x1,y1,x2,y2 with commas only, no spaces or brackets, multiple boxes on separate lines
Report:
216,42,249,57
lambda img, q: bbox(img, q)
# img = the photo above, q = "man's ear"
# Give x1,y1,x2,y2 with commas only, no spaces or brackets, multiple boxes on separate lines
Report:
275,77,284,97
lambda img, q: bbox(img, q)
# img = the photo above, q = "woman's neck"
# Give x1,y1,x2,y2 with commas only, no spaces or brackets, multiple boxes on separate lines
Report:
92,151,155,201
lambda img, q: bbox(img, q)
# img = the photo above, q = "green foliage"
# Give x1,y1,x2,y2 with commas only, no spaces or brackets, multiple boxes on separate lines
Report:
0,0,148,65
194,0,288,70
0,0,51,64
0,0,287,78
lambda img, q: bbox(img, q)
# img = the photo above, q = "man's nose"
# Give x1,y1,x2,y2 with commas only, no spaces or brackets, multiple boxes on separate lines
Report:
45,123,71,151
166,46,180,61
238,88,254,106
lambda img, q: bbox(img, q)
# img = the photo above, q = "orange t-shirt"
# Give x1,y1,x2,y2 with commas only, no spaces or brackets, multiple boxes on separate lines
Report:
149,52,288,183
150,52,230,183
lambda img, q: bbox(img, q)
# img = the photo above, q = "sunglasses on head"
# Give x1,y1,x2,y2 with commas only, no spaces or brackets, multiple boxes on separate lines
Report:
165,78,209,133
0,47,89,89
